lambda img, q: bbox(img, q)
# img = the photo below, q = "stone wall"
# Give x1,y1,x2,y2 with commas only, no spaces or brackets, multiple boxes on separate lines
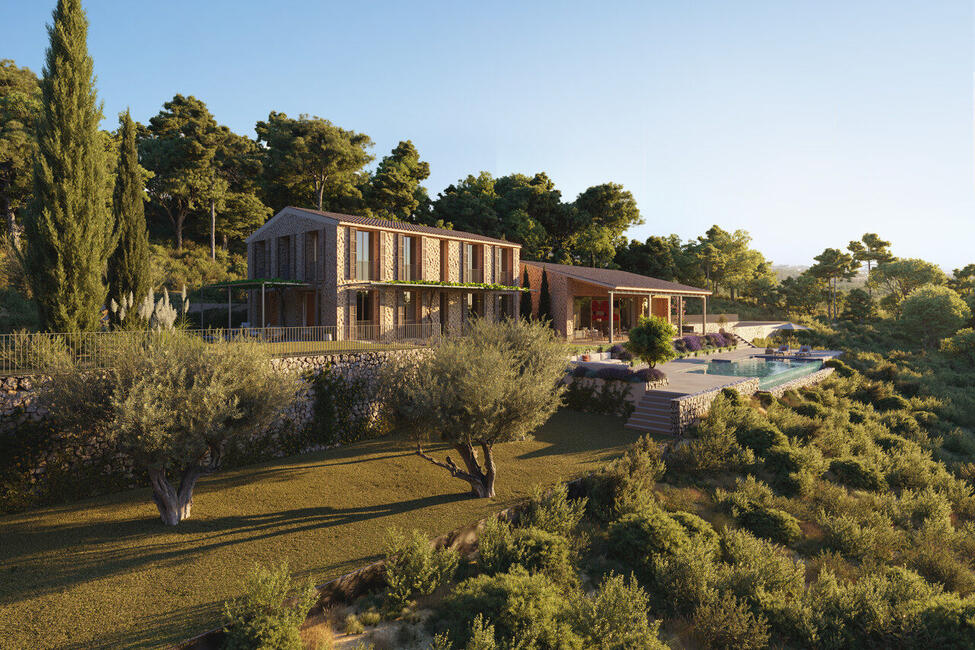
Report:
670,378,760,435
1,375,46,433
765,367,835,397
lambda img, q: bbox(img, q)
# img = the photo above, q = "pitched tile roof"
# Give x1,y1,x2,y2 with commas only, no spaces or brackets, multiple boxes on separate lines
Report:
523,261,710,295
290,207,520,247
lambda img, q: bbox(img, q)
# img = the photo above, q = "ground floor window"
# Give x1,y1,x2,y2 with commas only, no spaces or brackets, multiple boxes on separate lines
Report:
497,294,513,319
465,292,484,319
573,297,592,330
356,290,374,323
397,290,418,324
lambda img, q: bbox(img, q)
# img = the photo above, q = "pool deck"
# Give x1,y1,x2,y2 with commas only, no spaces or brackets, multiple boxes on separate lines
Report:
580,347,844,397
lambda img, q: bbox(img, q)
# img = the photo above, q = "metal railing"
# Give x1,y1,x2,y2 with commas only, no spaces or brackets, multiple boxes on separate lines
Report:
355,260,379,281
0,325,443,374
397,262,420,282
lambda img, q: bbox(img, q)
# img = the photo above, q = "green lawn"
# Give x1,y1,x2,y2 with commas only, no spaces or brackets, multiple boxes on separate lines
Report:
0,410,640,649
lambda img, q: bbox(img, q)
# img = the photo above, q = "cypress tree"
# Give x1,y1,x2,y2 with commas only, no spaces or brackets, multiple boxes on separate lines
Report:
23,0,114,332
107,110,150,324
519,267,532,320
538,269,552,324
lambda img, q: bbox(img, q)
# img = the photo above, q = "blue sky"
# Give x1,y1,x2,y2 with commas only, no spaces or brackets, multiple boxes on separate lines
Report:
3,1,973,268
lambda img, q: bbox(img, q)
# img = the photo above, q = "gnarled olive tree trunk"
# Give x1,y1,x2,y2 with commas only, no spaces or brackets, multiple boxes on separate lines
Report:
148,465,207,525
416,441,496,498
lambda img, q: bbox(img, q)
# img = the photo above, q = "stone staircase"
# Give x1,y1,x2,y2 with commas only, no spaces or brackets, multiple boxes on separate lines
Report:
729,332,756,348
625,389,684,435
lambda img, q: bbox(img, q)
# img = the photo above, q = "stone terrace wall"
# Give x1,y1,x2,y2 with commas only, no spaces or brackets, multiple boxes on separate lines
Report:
765,366,835,397
670,378,760,435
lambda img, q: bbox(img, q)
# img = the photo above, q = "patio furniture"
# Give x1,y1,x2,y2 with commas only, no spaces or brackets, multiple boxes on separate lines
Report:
796,344,812,358
777,344,791,356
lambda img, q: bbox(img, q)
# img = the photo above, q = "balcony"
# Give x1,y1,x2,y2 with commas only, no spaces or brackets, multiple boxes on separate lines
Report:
461,267,483,283
355,260,379,281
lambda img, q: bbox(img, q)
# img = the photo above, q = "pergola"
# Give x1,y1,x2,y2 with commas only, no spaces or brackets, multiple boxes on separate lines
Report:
203,278,310,328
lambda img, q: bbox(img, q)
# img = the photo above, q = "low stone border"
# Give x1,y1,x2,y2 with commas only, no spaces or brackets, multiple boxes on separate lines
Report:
763,366,835,397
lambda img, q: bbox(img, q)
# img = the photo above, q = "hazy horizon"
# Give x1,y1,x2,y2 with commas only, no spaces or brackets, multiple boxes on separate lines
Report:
4,0,973,269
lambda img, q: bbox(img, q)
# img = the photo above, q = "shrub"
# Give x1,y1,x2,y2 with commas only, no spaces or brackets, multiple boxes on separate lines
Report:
522,484,587,537
650,542,722,614
478,524,576,584
428,568,581,649
692,592,770,650
875,394,911,412
899,284,971,348
941,328,975,366
358,610,382,626
739,507,802,545
609,344,633,362
465,614,497,650
562,377,634,418
570,573,667,649
343,614,364,635
625,316,677,367
828,457,885,491
667,399,755,476
820,513,903,563
607,507,689,578
736,422,788,456
585,435,665,520
634,367,666,383
670,511,720,554
383,529,459,609
595,366,634,382
570,364,588,378
719,529,806,599
222,563,317,650
310,365,378,446
682,335,703,352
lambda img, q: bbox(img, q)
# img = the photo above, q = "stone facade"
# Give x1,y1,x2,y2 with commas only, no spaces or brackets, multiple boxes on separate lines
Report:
246,208,522,336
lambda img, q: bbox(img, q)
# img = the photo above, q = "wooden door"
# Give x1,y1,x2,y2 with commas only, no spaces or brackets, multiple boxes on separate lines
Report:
304,292,317,326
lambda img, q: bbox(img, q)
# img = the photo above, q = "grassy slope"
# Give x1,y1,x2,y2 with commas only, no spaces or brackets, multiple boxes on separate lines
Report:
0,410,640,650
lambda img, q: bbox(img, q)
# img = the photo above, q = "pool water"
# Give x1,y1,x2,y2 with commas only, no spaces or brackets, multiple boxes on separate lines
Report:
692,358,823,390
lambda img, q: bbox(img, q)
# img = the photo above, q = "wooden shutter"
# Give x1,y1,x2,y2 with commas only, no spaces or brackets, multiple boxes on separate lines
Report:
348,227,356,280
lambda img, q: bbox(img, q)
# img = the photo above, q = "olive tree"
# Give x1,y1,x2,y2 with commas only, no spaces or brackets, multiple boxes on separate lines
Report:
382,319,568,498
43,330,298,525
625,316,677,368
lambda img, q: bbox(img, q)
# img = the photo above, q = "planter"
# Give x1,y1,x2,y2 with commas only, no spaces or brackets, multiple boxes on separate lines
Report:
581,354,591,362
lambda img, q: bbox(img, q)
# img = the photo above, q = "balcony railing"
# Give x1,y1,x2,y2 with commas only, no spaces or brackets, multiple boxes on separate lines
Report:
461,267,483,283
0,325,445,374
397,263,420,282
355,259,379,281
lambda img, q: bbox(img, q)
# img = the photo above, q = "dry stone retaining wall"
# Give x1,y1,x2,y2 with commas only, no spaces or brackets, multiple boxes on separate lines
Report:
765,366,835,397
670,378,760,435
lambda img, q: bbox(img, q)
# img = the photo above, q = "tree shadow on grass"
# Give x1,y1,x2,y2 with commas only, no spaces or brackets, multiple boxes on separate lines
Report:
58,598,224,650
0,490,469,608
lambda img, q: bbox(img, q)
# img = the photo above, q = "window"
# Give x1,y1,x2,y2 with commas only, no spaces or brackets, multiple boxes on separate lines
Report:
465,292,484,319
574,297,593,331
253,240,266,278
397,290,418,325
501,248,513,284
462,243,482,282
400,235,418,281
356,230,372,280
498,294,512,319
356,290,373,323
304,231,319,281
277,236,291,280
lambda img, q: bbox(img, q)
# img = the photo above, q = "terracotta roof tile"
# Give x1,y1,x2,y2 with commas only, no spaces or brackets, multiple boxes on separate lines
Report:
523,261,710,294
290,207,519,247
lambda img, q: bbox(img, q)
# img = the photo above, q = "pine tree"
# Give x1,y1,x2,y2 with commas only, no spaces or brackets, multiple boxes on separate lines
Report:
520,267,532,320
23,0,113,331
538,269,552,324
107,110,150,325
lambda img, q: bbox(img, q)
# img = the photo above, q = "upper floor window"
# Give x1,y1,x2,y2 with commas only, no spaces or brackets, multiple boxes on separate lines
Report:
399,235,419,281
277,236,291,280
462,243,483,283
356,230,373,280
253,240,267,278
304,231,319,281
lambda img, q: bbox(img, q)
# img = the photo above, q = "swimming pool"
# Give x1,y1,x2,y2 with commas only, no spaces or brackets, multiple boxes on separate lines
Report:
691,357,823,390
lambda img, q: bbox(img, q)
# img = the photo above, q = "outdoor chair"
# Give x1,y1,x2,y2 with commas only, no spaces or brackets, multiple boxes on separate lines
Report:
796,344,812,357
777,344,791,356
